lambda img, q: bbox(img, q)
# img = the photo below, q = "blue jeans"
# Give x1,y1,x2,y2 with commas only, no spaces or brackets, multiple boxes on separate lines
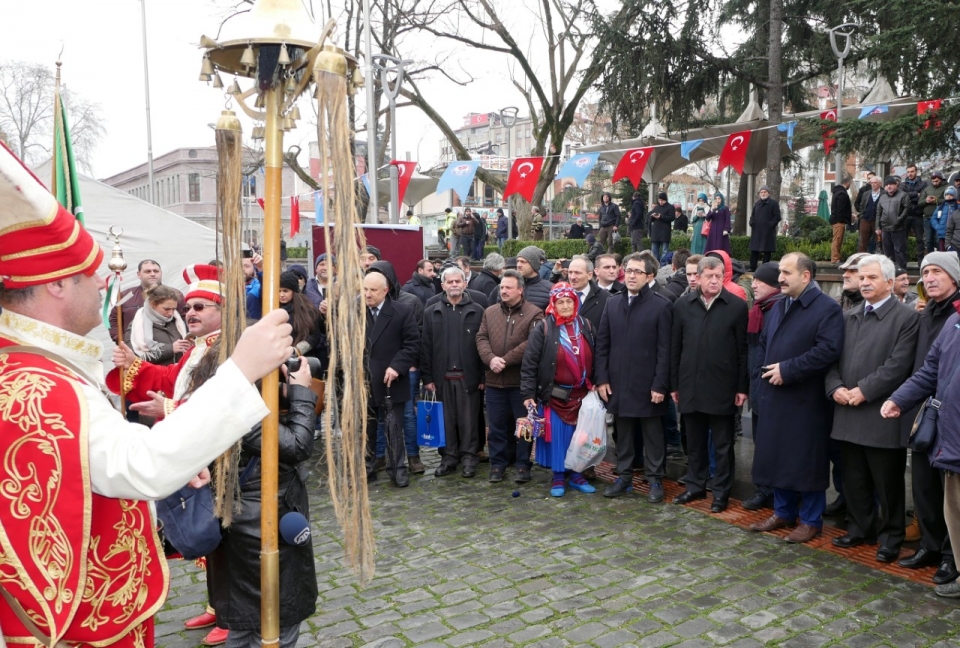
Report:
377,369,420,457
485,386,531,469
651,240,668,263
774,488,826,527
497,237,506,250
474,238,485,259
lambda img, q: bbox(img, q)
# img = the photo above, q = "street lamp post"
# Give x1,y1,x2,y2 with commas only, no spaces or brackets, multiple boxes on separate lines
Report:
138,0,155,204
829,23,857,186
500,106,519,239
373,55,412,224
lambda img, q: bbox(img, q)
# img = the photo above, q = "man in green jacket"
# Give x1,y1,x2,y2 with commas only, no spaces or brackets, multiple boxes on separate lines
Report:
920,171,948,256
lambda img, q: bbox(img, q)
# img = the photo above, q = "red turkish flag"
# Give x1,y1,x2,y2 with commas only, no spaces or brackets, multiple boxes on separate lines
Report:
504,157,544,202
918,99,942,130
716,130,752,175
256,197,265,210
612,148,653,189
390,160,418,206
290,195,300,237
820,109,838,156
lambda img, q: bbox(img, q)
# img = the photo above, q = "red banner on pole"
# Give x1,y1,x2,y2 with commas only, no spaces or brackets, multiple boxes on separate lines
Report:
390,160,418,206
504,157,544,202
290,195,300,237
716,130,752,175
612,148,653,189
918,99,942,130
820,109,838,156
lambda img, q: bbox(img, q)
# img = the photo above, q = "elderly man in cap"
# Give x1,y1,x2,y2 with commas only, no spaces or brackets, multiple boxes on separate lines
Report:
858,174,883,253
889,252,960,583
749,185,782,270
894,267,918,306
877,176,911,270
568,216,586,240
830,176,853,264
506,246,553,309
0,143,292,647
838,252,870,312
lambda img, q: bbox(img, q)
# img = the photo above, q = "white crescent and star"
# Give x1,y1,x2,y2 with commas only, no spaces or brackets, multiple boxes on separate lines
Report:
825,110,837,120
629,150,646,163
397,164,407,177
730,136,744,150
517,161,534,178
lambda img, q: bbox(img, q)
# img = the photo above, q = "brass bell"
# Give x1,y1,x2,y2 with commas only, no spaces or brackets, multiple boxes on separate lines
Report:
107,238,127,272
314,44,346,77
228,77,242,94
278,42,291,66
290,105,301,120
255,93,266,108
240,43,256,69
212,72,224,89
251,125,265,140
201,56,215,76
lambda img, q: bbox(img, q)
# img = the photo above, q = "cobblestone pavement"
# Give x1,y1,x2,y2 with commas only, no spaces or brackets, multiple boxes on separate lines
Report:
157,451,960,648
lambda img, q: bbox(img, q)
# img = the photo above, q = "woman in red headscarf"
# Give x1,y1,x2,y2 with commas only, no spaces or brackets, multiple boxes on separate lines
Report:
520,283,597,496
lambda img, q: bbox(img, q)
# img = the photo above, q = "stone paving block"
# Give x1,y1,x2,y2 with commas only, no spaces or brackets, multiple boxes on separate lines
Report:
778,632,832,648
446,629,496,647
672,617,718,638
638,630,679,648
401,620,453,643
447,612,491,631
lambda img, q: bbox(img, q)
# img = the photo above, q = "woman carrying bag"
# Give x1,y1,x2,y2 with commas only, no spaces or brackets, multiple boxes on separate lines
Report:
521,283,598,497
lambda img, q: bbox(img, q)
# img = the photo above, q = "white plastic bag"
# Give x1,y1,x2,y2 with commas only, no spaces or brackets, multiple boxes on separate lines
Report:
564,391,608,472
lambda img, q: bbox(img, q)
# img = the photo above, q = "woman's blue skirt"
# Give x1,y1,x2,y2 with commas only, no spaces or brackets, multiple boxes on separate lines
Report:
535,407,576,472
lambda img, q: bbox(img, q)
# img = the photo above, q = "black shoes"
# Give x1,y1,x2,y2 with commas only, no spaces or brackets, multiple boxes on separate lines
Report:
832,534,877,549
876,546,900,563
488,467,505,483
898,548,941,569
462,465,477,478
394,468,410,488
710,500,728,513
673,491,706,505
602,477,634,498
824,497,846,516
434,464,455,477
934,560,960,585
515,466,532,483
741,491,772,511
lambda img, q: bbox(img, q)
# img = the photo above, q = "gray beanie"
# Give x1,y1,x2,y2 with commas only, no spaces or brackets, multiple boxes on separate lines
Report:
517,245,544,273
921,252,960,287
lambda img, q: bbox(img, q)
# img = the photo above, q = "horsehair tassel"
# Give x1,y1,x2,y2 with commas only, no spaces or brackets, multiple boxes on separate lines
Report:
316,61,376,585
213,109,245,525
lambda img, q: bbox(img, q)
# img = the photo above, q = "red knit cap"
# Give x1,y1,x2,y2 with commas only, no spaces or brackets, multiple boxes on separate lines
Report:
182,264,223,303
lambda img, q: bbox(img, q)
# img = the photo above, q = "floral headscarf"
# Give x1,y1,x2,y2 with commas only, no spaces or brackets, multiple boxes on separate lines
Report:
545,282,580,326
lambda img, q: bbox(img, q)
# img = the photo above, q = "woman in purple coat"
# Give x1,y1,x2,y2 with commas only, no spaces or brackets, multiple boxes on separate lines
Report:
705,193,732,254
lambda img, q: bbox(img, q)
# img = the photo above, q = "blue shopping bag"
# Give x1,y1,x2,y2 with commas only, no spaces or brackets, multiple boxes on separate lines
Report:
417,392,446,447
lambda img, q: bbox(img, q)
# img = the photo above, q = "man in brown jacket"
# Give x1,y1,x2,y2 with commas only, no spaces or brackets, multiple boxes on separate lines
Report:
476,269,544,483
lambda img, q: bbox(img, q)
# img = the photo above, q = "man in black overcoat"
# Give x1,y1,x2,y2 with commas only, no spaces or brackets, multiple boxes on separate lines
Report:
749,253,844,543
566,255,609,330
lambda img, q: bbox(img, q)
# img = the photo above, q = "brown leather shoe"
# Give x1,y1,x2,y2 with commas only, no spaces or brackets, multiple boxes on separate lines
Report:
408,455,426,474
784,523,821,544
749,515,793,532
905,516,921,542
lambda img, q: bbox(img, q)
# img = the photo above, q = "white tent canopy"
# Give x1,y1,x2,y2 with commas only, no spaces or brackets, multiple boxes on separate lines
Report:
374,172,440,207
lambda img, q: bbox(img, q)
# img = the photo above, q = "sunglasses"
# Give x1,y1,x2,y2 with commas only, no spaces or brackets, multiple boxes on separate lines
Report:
185,302,217,313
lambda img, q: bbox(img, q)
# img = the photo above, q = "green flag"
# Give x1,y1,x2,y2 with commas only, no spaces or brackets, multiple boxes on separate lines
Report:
53,90,84,225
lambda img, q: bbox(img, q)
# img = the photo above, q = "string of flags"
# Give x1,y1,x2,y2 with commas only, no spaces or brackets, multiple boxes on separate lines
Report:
263,95,953,222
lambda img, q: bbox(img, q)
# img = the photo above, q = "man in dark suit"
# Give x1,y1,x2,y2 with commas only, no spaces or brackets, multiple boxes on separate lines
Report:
671,255,749,513
596,252,673,502
827,254,919,562
749,253,844,543
363,271,420,487
566,255,609,329
594,254,625,294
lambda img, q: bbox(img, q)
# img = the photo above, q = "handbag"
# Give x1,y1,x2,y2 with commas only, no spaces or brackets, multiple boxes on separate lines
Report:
515,403,546,442
564,391,608,472
416,390,446,447
909,361,960,452
701,218,712,237
157,457,261,560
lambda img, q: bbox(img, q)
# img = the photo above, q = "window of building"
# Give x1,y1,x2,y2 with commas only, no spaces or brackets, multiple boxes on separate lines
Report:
189,173,201,202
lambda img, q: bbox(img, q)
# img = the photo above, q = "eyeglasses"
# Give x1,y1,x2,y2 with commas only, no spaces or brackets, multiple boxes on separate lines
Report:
185,302,218,313
624,268,648,276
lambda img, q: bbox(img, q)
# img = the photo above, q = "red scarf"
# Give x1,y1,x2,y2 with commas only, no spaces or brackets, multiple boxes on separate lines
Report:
748,289,782,335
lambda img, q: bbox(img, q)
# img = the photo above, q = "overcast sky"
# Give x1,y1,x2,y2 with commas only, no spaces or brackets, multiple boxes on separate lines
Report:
2,0,541,181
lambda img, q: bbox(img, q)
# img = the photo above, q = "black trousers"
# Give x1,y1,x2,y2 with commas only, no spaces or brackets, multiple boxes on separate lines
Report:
913,448,953,558
439,378,481,468
750,413,772,497
749,250,771,271
366,400,406,479
883,228,908,270
684,412,735,502
906,216,925,263
615,416,665,480
841,441,907,549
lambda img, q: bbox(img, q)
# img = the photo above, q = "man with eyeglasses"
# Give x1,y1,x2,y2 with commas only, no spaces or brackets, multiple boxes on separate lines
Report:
596,253,673,502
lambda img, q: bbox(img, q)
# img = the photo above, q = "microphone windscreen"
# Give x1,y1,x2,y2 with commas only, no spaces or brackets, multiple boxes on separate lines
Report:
279,512,311,546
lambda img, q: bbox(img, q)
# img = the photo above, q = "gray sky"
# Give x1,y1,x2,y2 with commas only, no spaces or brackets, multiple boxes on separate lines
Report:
2,0,536,180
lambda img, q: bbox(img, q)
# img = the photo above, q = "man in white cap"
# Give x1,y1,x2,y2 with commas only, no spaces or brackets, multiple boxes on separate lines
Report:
0,142,292,648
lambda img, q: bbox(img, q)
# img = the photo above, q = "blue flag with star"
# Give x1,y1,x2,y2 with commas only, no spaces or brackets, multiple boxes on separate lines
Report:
777,121,798,150
680,139,703,160
556,152,599,187
436,160,481,200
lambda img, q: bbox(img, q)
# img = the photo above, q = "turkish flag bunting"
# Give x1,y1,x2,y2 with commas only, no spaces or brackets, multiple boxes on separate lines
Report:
256,197,265,210
612,148,653,189
504,157,545,202
390,160,418,206
820,109,838,156
918,99,942,130
290,195,300,237
716,130,752,175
